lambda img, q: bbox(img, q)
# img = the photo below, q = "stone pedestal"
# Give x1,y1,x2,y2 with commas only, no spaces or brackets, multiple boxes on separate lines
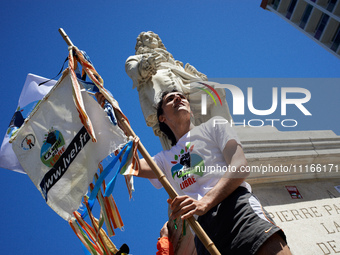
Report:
238,126,340,255
253,183,340,255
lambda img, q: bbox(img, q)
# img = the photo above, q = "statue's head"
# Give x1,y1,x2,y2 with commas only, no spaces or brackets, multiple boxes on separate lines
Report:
135,31,166,54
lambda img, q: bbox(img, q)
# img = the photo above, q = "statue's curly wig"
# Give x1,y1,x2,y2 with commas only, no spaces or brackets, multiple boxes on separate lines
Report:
135,31,167,55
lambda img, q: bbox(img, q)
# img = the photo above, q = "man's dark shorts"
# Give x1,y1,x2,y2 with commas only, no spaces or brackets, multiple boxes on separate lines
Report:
194,186,287,255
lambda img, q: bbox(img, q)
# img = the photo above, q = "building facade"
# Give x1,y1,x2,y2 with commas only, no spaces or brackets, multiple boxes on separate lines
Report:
261,0,340,59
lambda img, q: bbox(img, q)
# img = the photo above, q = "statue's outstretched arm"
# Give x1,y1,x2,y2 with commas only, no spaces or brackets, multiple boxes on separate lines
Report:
184,63,208,80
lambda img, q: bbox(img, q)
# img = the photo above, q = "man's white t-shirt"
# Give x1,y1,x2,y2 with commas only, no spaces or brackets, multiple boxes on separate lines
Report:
150,116,249,200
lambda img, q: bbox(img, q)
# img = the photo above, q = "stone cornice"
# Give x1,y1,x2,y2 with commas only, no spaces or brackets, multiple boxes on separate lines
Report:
235,126,340,184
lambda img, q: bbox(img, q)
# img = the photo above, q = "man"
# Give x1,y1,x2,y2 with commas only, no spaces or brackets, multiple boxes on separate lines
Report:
96,91,291,254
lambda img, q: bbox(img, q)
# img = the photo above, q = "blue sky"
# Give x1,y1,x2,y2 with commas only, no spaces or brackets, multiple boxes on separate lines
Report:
0,1,340,255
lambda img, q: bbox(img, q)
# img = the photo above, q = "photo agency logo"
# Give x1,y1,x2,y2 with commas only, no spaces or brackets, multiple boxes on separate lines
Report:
199,79,312,129
196,82,223,115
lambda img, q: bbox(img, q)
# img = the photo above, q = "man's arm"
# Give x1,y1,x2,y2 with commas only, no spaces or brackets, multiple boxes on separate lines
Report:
168,139,249,220
137,158,158,179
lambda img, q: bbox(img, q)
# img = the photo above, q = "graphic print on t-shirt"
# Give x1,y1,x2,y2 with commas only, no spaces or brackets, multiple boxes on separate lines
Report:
170,142,204,190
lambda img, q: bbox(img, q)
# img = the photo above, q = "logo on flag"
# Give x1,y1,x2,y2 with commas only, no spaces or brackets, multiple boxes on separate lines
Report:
20,134,36,151
40,129,66,167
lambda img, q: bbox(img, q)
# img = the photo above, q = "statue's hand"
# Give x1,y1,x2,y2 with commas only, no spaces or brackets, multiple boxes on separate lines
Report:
139,52,163,78
139,52,167,78
148,52,166,69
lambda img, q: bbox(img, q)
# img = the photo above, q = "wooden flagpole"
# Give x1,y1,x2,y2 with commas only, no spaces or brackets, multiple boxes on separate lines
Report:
58,28,221,255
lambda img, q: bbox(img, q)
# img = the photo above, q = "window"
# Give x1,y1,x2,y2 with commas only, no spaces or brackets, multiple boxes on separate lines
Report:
327,0,337,12
299,4,313,29
331,24,340,52
286,0,298,19
314,14,330,39
272,0,281,10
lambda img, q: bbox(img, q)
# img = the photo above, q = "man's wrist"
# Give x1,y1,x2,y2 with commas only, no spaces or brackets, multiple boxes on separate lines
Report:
199,196,214,213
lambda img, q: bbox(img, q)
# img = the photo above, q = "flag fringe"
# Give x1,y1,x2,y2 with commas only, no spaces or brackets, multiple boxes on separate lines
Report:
73,146,137,254
65,45,139,255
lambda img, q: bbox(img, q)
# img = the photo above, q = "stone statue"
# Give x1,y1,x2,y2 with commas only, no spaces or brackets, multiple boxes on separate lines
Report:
125,31,232,149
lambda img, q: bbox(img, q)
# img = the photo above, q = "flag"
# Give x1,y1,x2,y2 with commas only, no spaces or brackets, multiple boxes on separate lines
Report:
10,69,128,221
0,74,56,174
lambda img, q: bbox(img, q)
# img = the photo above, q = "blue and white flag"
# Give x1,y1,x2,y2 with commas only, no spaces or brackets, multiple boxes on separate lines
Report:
0,74,56,174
